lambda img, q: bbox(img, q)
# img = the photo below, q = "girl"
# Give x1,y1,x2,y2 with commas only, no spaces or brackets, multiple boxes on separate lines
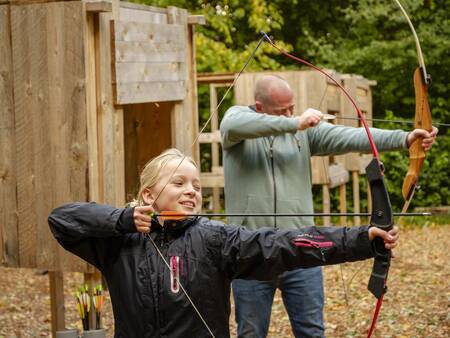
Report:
48,148,398,338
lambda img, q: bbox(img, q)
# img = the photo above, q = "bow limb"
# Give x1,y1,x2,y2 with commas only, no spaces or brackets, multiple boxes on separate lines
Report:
394,0,433,210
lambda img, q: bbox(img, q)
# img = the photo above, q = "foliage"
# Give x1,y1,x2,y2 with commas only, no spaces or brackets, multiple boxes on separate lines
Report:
137,0,449,209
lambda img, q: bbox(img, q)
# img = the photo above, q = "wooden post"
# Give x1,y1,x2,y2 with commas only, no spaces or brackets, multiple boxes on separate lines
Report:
339,184,347,226
49,271,65,336
210,84,221,213
322,185,331,225
0,3,19,267
352,171,361,226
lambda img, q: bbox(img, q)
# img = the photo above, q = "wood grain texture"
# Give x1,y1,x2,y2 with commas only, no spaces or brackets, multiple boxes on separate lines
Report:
0,4,19,267
11,1,88,271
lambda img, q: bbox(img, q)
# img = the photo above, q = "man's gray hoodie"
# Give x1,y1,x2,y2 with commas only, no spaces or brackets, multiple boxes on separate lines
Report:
220,106,408,229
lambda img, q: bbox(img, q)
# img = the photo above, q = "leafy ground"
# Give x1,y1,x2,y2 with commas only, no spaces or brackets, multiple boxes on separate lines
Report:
0,225,448,337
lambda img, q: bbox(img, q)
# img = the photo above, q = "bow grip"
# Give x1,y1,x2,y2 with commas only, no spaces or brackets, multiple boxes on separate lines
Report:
366,159,394,299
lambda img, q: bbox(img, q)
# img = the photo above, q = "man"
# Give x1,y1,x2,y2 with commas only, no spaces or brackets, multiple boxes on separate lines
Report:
220,75,437,338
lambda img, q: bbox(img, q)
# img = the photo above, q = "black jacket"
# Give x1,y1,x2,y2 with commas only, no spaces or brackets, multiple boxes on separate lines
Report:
48,202,374,338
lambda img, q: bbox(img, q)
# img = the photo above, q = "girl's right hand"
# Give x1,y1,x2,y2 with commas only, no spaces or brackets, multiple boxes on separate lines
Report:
133,205,155,233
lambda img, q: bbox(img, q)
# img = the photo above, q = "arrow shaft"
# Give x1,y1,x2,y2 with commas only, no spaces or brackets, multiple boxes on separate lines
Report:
157,212,430,218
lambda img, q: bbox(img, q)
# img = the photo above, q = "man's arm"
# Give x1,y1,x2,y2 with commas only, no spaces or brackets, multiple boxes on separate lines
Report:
220,106,299,149
307,122,409,156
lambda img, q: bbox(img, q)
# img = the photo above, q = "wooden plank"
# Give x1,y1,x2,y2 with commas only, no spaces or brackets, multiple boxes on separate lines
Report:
116,81,186,104
359,154,372,174
119,1,167,14
187,14,205,25
55,1,89,272
311,156,329,185
335,152,361,172
99,0,125,207
186,21,199,162
0,4,19,267
123,102,172,202
352,171,361,226
197,72,234,84
12,2,48,268
115,40,185,62
322,185,331,225
11,1,89,271
198,130,221,143
113,20,185,43
339,184,347,226
84,5,101,204
85,0,111,13
119,6,167,24
115,62,184,83
200,173,224,188
49,271,65,336
43,1,67,270
111,17,188,104
209,84,221,212
9,0,73,4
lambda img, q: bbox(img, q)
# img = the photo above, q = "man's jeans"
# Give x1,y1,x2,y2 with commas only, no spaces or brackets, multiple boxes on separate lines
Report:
232,267,324,338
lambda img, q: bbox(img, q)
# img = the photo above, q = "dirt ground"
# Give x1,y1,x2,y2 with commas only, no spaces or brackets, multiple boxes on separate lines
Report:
0,225,448,337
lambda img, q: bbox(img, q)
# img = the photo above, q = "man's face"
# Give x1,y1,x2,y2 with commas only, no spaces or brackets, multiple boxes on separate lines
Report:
256,88,295,117
143,159,202,213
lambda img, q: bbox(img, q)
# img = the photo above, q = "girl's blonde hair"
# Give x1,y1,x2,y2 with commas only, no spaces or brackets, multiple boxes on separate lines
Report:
128,148,197,207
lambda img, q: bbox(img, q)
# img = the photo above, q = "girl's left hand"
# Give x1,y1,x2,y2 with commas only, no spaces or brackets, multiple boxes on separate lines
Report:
368,226,399,251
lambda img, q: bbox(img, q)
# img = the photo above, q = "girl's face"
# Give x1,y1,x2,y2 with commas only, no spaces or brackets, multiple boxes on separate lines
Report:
143,159,202,213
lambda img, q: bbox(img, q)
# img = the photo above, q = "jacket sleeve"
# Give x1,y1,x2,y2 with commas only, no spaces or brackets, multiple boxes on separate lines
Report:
48,202,136,270
220,224,374,281
220,106,299,149
307,122,408,156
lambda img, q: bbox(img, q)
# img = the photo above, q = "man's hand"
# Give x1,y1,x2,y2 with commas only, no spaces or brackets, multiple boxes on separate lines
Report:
406,126,438,151
297,108,324,130
133,205,154,233
368,226,399,253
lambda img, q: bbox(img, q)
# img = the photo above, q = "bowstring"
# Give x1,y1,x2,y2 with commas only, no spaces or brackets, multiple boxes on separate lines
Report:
144,35,266,338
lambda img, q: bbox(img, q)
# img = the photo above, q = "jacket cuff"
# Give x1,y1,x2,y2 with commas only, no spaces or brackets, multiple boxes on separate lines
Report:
405,132,411,149
351,226,375,260
116,207,136,233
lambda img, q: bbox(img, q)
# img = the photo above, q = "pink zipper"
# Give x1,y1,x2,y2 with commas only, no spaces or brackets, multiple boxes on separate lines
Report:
293,238,333,248
170,256,180,294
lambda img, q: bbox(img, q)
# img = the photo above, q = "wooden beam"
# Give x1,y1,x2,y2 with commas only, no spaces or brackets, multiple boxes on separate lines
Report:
85,1,112,13
187,14,205,25
339,184,347,226
200,173,224,188
0,4,19,267
198,130,221,144
322,185,331,225
197,72,235,84
352,171,361,226
9,0,73,5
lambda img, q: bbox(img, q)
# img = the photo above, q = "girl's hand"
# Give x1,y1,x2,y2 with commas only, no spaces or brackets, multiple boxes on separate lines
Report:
368,226,399,251
133,205,154,233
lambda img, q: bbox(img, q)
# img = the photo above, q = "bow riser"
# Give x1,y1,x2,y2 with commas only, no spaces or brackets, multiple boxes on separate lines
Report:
402,67,432,200
366,158,394,299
